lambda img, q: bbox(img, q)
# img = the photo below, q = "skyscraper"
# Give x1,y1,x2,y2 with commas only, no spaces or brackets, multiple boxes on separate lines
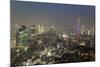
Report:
76,16,81,40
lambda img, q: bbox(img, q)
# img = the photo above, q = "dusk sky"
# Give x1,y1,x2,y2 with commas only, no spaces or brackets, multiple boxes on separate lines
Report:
11,1,95,32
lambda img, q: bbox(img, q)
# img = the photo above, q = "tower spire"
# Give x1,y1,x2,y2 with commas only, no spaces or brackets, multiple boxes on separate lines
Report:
77,16,80,35
78,16,80,24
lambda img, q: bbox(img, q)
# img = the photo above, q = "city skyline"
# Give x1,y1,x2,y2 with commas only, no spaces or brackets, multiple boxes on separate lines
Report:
11,1,95,32
11,1,95,66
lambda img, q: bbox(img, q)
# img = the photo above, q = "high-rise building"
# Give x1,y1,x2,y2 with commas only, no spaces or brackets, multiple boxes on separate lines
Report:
30,24,37,36
81,25,85,34
37,25,44,34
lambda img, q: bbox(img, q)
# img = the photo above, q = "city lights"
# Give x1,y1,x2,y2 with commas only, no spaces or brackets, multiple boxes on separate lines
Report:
11,1,95,66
